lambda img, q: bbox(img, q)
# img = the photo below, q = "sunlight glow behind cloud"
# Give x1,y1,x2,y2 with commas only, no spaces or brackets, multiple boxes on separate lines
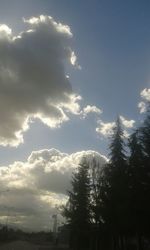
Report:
0,15,81,146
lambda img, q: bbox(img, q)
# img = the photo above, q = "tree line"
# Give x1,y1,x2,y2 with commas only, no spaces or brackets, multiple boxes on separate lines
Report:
63,107,150,250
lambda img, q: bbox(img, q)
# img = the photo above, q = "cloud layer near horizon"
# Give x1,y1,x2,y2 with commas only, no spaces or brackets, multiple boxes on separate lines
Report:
0,15,81,146
0,148,107,231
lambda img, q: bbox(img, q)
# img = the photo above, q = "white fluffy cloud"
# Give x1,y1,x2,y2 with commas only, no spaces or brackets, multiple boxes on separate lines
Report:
120,116,135,128
96,121,115,136
0,148,107,231
96,116,135,138
138,88,150,113
140,88,150,101
0,15,81,146
82,105,102,118
138,101,147,113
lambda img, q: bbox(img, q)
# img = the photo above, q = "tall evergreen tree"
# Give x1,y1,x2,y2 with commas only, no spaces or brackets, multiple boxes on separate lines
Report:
63,159,91,250
109,117,126,165
128,130,145,250
138,106,150,237
139,105,150,159
100,117,129,249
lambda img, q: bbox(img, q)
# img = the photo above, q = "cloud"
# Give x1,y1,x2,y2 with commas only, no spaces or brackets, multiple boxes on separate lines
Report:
96,121,115,136
138,88,150,113
70,51,81,69
140,88,150,101
96,116,135,138
138,101,147,113
0,148,107,231
0,15,81,146
120,116,135,128
0,24,12,35
82,105,103,118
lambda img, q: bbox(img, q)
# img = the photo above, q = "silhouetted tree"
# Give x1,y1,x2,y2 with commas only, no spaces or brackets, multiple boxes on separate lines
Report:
62,112,150,250
139,105,150,159
63,159,91,250
128,130,145,250
100,117,129,250
138,107,150,239
89,157,106,250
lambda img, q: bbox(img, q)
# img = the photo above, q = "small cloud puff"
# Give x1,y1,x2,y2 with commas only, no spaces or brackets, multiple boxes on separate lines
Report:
120,116,135,128
96,116,135,138
138,88,150,113
140,88,150,101
138,101,147,113
81,105,103,118
96,121,115,137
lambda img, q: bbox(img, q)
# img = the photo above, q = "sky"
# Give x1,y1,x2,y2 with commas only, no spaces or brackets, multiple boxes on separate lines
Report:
0,0,150,231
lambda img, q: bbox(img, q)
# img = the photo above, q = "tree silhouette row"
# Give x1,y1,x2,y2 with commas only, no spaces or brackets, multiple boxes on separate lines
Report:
63,107,150,250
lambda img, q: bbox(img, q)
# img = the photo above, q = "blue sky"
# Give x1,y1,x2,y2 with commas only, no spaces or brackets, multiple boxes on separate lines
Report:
0,0,150,165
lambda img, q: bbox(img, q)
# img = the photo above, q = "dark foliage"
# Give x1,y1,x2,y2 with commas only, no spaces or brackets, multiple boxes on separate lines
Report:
0,225,53,244
63,111,150,250
63,159,91,250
